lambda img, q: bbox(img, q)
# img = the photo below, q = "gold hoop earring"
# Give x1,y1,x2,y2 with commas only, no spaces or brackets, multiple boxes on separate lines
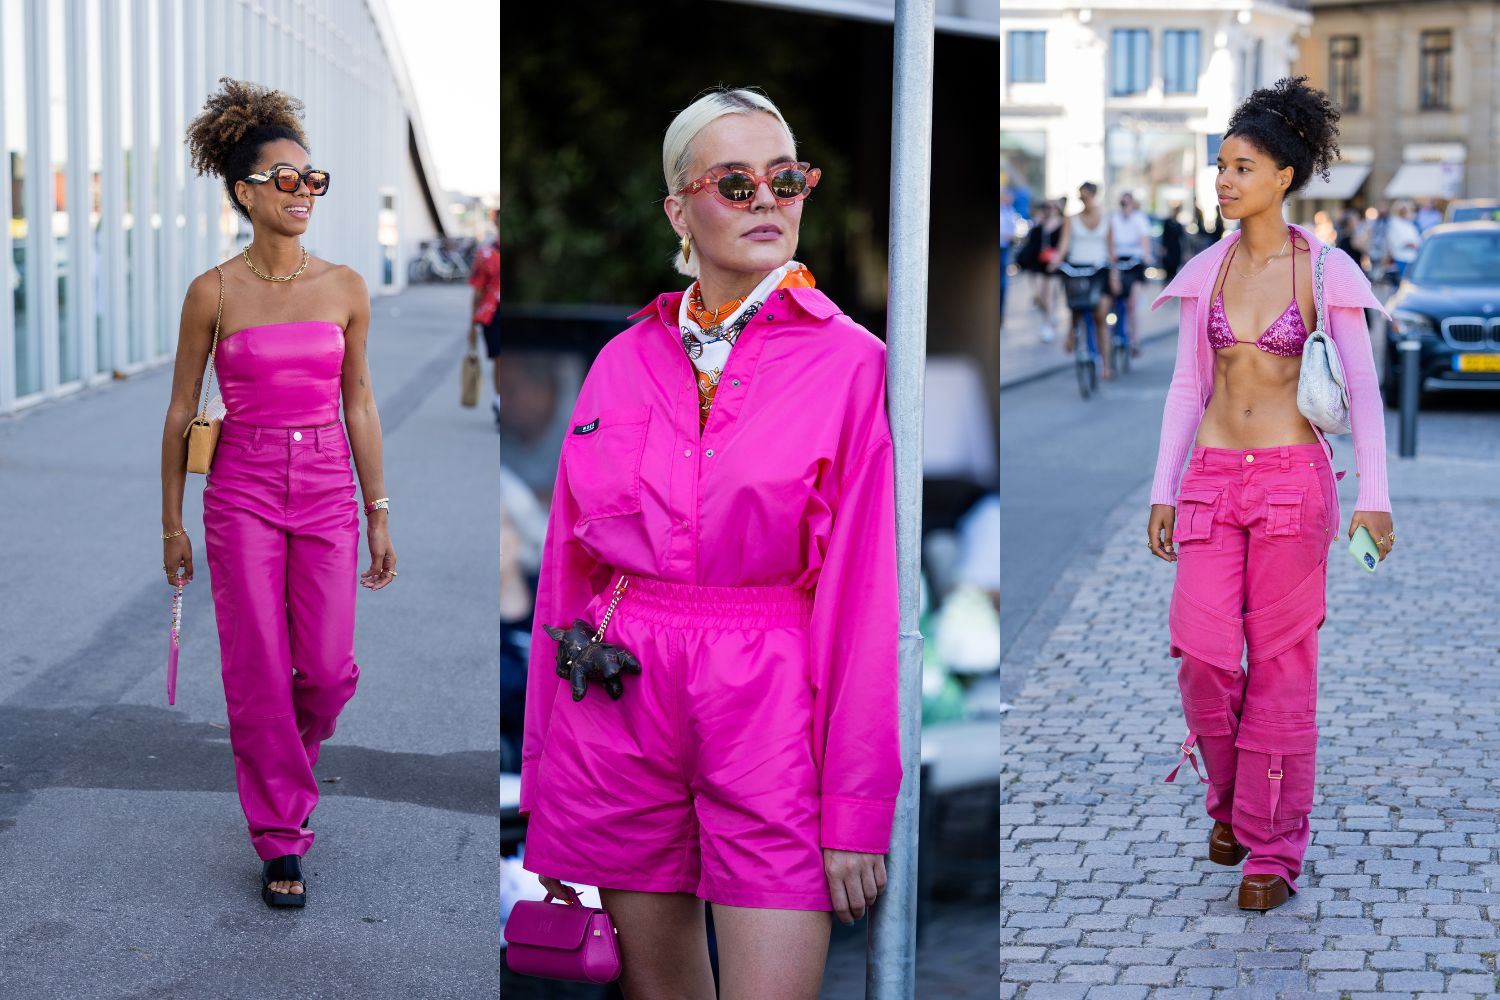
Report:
681,233,692,264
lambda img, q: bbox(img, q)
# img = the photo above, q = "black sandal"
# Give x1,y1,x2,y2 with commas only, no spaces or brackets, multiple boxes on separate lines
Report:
261,855,307,908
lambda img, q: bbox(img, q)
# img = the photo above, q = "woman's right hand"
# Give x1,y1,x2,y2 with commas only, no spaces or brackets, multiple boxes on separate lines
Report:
538,875,580,903
1148,504,1177,562
164,532,194,586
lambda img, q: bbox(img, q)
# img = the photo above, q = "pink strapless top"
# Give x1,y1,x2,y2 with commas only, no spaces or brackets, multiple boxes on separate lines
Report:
215,321,345,427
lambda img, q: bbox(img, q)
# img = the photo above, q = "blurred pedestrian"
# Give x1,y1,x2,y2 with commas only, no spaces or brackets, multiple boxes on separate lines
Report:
1000,187,1018,331
1415,198,1441,234
1160,200,1186,283
1016,198,1062,341
1108,190,1153,359
167,78,399,908
1048,181,1116,377
468,207,502,428
1385,201,1421,283
1335,208,1360,257
1147,75,1395,914
520,87,899,998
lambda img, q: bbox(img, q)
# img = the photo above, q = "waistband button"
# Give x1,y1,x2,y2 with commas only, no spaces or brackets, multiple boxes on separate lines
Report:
1244,453,1254,463
293,431,303,442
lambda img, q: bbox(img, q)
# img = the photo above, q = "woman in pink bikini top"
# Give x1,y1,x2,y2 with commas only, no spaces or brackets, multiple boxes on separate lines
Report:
1143,76,1397,915
1206,226,1309,357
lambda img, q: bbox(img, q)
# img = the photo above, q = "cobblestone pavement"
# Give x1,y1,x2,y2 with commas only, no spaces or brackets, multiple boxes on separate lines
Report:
1000,452,1500,1000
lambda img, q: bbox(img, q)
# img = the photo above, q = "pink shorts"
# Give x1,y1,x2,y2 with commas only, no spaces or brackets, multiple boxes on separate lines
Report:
521,576,831,911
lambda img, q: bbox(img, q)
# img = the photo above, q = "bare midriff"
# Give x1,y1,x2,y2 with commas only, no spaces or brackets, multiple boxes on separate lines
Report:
1195,346,1318,449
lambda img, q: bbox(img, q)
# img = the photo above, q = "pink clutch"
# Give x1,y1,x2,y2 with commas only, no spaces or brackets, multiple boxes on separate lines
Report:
503,888,622,984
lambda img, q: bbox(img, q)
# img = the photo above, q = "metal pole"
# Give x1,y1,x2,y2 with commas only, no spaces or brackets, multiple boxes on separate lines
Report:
1398,339,1421,457
867,1,934,998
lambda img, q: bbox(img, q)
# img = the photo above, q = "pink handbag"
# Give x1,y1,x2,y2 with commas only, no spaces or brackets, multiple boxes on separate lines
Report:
503,887,622,984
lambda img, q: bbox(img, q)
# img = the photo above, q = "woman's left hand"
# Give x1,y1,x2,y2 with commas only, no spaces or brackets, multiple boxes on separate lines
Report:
823,848,887,925
1347,509,1395,561
360,518,398,589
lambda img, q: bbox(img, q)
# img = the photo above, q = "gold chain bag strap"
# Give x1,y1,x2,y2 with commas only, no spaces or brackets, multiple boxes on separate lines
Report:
183,265,225,474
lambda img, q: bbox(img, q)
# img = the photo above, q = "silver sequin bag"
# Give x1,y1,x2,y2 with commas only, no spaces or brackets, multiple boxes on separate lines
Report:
1297,245,1352,436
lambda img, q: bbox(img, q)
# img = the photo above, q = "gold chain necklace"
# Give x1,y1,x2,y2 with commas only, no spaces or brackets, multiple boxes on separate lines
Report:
243,242,310,282
1233,233,1290,279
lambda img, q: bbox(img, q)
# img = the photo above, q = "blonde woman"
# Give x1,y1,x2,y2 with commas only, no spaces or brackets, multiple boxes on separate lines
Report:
518,88,900,997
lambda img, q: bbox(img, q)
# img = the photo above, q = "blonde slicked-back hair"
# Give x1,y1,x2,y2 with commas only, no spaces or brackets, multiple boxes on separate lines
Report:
663,87,797,278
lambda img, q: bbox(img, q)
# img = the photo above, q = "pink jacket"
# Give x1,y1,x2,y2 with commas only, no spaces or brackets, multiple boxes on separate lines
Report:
520,285,902,855
1149,223,1393,513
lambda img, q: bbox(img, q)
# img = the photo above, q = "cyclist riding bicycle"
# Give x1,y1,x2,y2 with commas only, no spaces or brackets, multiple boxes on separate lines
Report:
1109,191,1154,360
1048,182,1115,378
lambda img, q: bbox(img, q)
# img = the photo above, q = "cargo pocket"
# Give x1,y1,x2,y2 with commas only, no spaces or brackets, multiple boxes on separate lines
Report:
1234,711,1318,831
1264,489,1305,540
562,404,651,522
1173,488,1222,549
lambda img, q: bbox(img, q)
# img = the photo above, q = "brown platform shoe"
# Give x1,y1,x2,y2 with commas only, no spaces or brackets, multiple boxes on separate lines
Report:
1238,874,1290,911
1207,821,1249,866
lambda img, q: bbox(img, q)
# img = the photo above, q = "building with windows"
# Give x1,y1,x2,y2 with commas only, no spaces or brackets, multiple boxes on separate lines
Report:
1295,0,1499,209
1001,1,1312,218
2,0,450,416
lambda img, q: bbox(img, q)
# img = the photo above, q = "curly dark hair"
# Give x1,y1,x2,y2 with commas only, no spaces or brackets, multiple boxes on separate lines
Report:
1223,75,1341,199
185,77,309,220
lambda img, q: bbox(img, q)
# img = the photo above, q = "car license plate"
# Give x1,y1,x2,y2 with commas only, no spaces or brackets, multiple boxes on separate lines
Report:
1454,353,1500,373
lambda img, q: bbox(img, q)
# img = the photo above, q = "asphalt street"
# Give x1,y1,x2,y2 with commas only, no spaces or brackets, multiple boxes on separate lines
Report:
0,282,499,998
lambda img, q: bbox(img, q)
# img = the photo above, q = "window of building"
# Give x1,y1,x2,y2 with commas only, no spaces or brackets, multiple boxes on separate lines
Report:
1253,38,1263,90
1111,29,1152,97
1420,30,1452,111
1007,31,1045,84
1162,30,1200,95
1329,36,1360,113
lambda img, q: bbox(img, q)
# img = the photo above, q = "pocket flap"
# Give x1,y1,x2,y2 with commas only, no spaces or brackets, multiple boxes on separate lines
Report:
503,899,593,949
1178,488,1221,506
1234,711,1318,755
1267,490,1303,506
1184,697,1233,737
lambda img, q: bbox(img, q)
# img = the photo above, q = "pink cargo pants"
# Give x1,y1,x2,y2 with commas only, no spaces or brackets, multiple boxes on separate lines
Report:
203,420,362,860
1162,444,1337,892
522,575,833,911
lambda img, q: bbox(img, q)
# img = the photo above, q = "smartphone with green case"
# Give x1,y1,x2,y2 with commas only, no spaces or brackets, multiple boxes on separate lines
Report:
1349,525,1380,572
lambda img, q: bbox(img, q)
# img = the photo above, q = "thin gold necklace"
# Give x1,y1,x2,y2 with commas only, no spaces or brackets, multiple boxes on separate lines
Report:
1233,233,1290,279
243,242,310,282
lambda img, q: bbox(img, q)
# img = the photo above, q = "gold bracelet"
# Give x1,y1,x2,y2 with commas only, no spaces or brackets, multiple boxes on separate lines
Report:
162,528,186,541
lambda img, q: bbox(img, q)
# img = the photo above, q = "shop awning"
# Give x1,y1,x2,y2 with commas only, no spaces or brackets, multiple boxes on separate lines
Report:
1304,163,1370,200
1384,161,1465,199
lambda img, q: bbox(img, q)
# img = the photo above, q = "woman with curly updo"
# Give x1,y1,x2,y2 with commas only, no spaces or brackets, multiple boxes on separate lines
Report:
160,78,397,908
1147,77,1396,911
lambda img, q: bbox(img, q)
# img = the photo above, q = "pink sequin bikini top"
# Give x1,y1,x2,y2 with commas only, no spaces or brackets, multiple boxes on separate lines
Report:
1207,229,1309,357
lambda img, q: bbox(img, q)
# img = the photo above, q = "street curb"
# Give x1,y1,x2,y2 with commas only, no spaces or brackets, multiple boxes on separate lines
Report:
999,326,1178,392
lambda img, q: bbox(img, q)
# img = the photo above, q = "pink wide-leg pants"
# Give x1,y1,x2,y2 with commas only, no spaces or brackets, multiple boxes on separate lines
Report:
1163,444,1338,892
203,421,361,860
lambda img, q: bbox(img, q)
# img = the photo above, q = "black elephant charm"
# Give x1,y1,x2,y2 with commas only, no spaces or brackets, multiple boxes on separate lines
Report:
543,617,643,702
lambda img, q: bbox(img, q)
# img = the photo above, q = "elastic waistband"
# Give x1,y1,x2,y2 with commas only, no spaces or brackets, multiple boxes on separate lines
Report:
220,420,344,447
1191,443,1327,471
600,574,814,629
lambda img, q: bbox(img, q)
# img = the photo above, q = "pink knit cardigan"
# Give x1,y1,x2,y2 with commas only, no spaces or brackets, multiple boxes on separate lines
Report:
1149,223,1393,513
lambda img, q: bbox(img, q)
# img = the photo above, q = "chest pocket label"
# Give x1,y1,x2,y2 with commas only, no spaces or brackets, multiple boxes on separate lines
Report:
563,404,651,522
